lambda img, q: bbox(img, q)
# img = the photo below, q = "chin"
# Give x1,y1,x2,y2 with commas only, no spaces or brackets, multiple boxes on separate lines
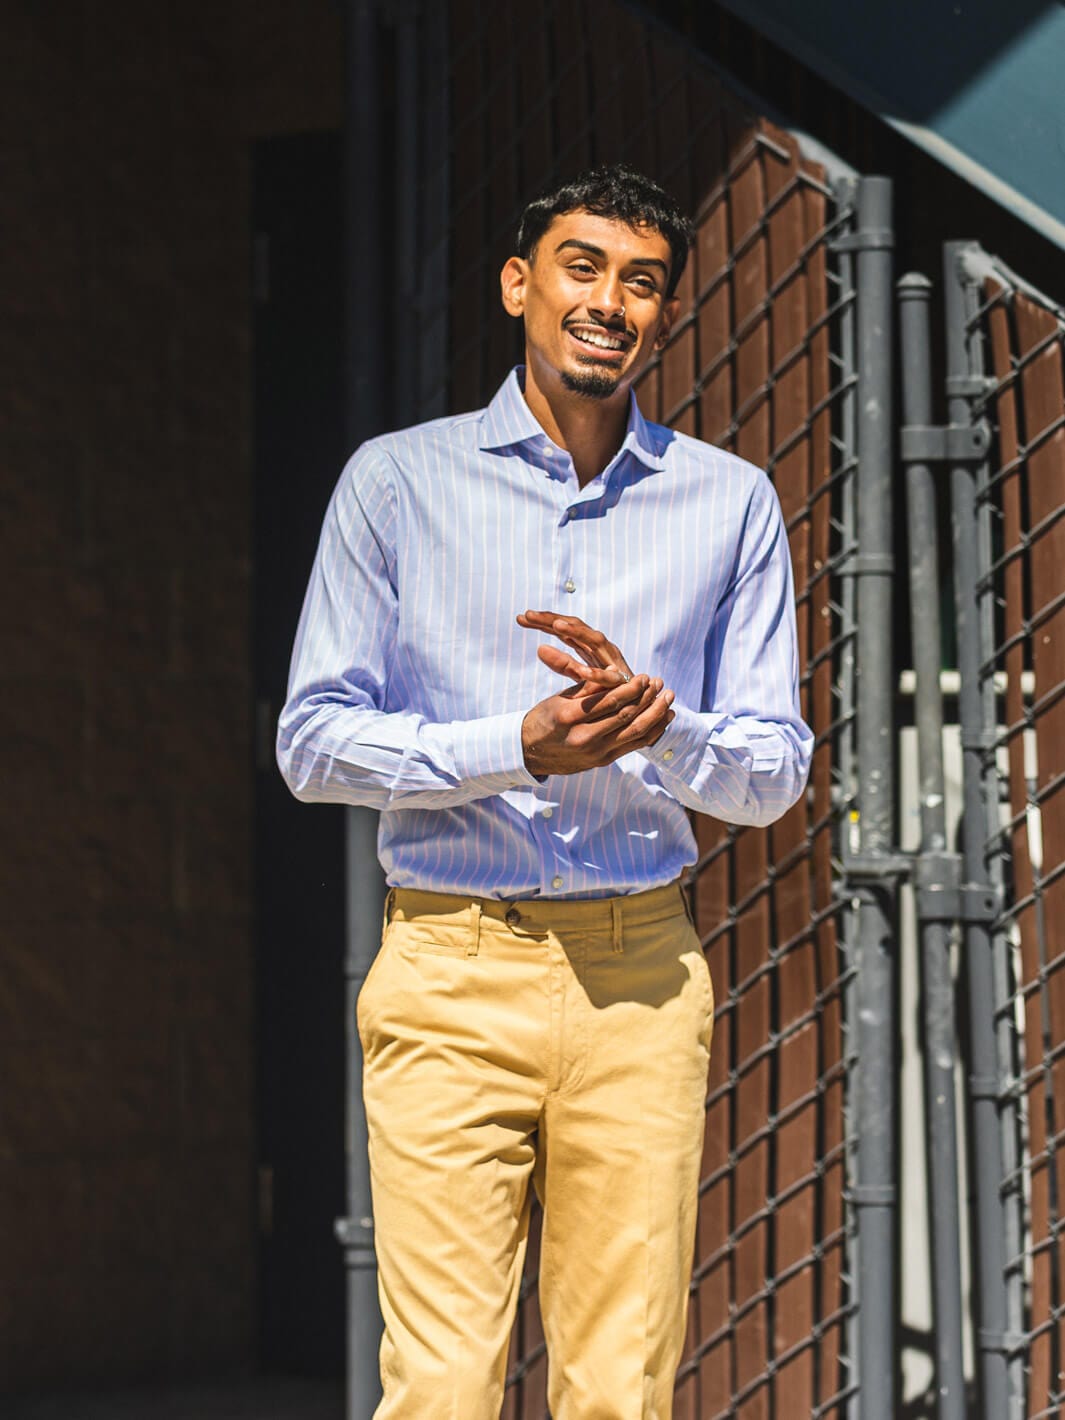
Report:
560,366,623,400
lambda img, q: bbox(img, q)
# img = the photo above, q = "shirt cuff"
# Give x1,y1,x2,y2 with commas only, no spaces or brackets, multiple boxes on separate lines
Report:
639,701,718,781
449,710,541,792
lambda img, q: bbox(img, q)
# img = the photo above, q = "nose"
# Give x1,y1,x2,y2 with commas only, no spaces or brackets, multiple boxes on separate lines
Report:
587,270,625,322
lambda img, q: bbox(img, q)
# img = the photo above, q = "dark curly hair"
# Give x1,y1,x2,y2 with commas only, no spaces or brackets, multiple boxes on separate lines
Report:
516,164,694,297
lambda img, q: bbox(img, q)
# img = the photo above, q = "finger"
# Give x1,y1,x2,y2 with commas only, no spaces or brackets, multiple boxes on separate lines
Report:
538,643,625,686
520,611,631,678
521,613,606,675
609,688,676,747
548,616,631,677
578,675,656,723
602,709,676,763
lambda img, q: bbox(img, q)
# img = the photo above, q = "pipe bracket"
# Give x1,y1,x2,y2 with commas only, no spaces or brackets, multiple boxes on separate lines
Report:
916,883,1000,923
831,229,895,252
846,853,911,881
977,1328,1026,1355
901,421,991,464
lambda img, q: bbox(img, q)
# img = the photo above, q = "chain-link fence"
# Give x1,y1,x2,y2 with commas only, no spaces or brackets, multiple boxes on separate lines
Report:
670,136,863,1420
340,6,1065,1417
945,246,1065,1420
440,4,894,1416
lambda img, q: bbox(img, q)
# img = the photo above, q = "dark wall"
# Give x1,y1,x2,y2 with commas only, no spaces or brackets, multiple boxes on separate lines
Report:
0,1,341,1392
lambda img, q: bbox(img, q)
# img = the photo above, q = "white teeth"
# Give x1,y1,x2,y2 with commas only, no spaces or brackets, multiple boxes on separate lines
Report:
573,329,625,351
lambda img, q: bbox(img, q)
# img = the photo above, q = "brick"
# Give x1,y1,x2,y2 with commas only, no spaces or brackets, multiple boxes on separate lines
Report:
0,678,87,797
83,1153,174,1272
79,563,175,680
87,670,248,799
173,1259,255,1370
0,568,97,676
0,311,87,444
174,789,251,914
0,1157,92,1278
172,558,251,677
173,948,253,1146
0,436,82,566
0,788,100,918
0,1032,173,1160
81,794,175,912
172,1147,255,1264
4,1268,172,1387
77,913,177,1042
0,918,88,1043
234,0,344,137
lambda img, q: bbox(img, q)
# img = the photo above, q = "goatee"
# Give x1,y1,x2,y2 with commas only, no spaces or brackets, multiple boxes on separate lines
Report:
560,368,620,400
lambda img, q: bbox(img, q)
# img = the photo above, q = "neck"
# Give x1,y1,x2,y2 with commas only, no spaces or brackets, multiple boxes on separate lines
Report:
521,359,630,488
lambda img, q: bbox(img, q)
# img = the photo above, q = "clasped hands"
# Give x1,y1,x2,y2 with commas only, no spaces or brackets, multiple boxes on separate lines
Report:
517,610,675,777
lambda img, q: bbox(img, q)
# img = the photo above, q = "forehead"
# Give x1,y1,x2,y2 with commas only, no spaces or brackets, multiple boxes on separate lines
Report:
538,209,671,264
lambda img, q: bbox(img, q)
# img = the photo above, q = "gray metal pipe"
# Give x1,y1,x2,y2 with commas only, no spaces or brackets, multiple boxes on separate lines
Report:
942,241,1013,1420
851,175,898,1420
340,2,389,1415
898,272,967,1420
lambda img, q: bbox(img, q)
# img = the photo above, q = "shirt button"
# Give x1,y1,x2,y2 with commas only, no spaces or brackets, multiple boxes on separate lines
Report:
563,578,576,593
505,907,521,926
662,749,675,762
551,875,564,890
541,807,553,819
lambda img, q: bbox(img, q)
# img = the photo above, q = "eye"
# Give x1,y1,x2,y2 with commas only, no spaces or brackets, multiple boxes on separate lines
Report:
568,261,597,277
627,275,659,294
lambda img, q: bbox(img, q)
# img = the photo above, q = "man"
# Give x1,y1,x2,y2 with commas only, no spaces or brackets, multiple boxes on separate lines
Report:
278,165,811,1419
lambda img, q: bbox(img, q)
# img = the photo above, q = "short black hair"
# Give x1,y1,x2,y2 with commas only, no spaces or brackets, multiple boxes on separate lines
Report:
516,164,694,297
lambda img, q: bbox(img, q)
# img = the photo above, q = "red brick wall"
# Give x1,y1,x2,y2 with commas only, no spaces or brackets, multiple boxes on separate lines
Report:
0,1,341,1391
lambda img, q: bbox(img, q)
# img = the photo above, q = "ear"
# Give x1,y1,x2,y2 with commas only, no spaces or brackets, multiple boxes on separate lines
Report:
653,295,680,351
500,256,528,319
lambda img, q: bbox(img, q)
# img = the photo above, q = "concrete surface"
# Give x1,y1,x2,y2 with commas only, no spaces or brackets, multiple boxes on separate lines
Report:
5,1376,344,1420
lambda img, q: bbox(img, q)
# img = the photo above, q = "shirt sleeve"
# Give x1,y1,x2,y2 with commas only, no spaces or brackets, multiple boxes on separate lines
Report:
276,444,541,810
639,471,813,825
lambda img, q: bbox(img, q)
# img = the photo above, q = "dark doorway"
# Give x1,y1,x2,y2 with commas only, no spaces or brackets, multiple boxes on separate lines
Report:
251,130,347,1378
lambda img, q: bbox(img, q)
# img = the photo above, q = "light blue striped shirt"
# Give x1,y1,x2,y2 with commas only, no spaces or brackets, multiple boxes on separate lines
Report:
277,368,812,899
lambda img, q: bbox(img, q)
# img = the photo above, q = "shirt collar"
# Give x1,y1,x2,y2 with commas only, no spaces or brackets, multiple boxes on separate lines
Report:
478,366,669,473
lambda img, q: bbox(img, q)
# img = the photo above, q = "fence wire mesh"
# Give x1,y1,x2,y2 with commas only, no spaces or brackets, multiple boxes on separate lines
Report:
956,249,1065,1420
441,3,864,1415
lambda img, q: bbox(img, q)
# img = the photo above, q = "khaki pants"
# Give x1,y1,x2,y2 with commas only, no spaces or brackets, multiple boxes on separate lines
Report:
357,880,713,1420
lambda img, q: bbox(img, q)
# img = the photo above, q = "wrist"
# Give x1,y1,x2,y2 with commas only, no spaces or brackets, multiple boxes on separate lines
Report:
521,710,550,781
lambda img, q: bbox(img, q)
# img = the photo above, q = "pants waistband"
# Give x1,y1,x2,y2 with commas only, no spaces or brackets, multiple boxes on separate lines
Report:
387,879,690,933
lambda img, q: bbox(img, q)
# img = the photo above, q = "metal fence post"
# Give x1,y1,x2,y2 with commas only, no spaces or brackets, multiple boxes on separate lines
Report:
942,241,1013,1420
850,175,899,1420
897,272,967,1420
337,3,389,1416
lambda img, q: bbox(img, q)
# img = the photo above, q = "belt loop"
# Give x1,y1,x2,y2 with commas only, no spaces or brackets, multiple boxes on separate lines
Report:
467,901,482,957
382,887,396,931
611,899,623,955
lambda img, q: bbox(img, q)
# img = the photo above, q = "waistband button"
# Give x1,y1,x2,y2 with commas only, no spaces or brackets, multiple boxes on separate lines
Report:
504,907,521,927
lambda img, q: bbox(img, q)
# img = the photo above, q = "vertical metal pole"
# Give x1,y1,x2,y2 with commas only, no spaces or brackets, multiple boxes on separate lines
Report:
338,3,389,1416
897,273,967,1420
851,176,898,1420
943,242,1013,1420
832,175,863,1420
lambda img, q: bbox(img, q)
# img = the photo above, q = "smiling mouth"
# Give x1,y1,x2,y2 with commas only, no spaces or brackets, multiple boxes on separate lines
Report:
565,324,632,358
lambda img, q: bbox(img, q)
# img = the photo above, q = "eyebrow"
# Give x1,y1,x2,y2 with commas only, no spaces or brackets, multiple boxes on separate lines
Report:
554,238,668,277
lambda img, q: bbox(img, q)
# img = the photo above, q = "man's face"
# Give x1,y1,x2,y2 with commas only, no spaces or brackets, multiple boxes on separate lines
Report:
500,211,679,402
